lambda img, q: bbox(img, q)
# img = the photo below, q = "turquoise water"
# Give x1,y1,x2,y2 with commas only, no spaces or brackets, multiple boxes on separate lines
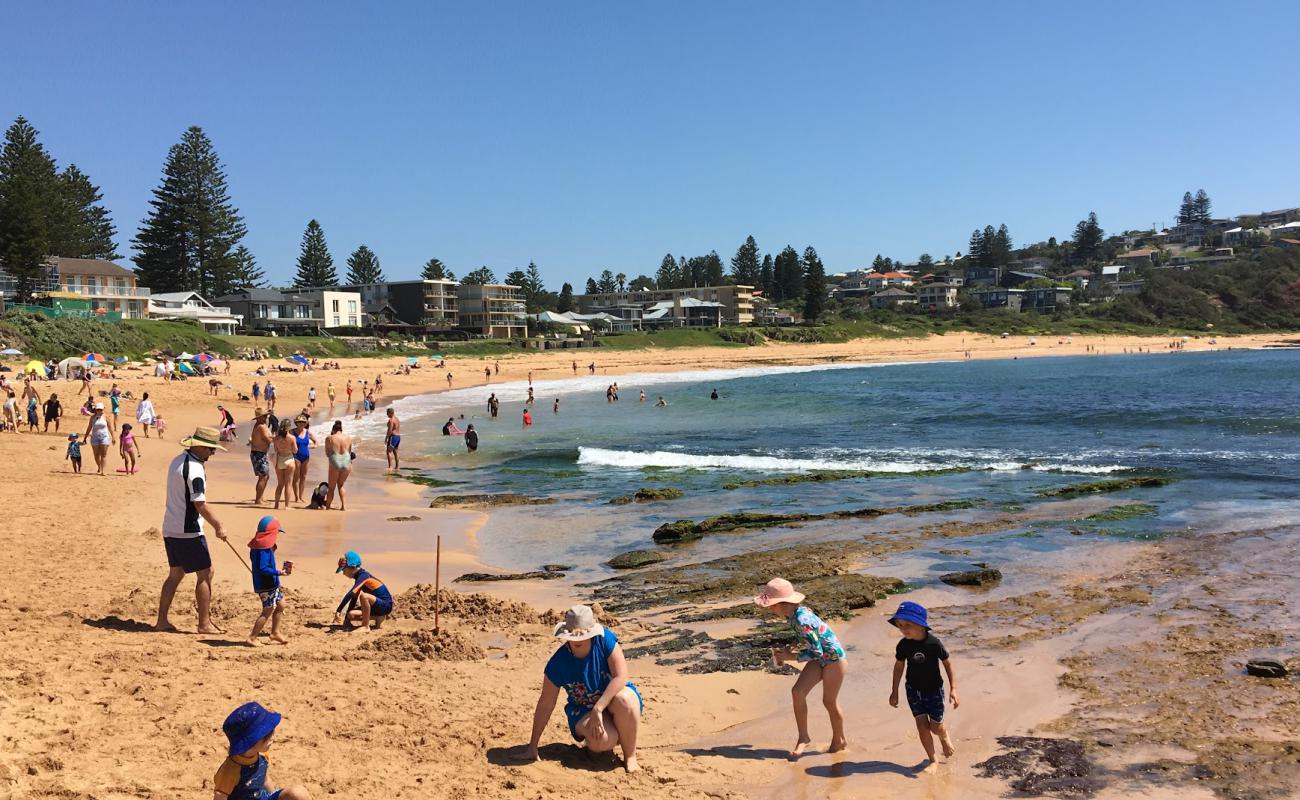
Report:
364,350,1300,580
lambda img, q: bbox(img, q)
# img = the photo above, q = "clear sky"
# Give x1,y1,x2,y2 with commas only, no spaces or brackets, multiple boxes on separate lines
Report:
4,1,1299,287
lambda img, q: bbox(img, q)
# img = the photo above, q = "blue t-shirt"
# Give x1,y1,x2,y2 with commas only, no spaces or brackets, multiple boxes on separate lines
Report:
250,548,280,593
544,628,638,731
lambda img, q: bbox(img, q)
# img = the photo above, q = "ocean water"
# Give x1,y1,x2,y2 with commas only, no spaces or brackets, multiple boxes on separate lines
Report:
362,350,1300,581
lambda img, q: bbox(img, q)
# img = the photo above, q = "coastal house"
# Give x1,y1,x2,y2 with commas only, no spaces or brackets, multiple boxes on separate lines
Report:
1116,249,1156,268
914,283,958,311
580,285,754,326
970,287,1024,312
22,257,152,319
1062,269,1093,289
215,287,361,333
869,287,917,309
964,265,1001,287
1274,238,1300,250
642,296,725,328
1007,256,1056,273
344,279,459,328
456,283,527,338
1022,286,1072,313
1002,270,1042,288
1267,221,1300,240
1100,264,1135,281
1257,207,1300,227
147,291,242,334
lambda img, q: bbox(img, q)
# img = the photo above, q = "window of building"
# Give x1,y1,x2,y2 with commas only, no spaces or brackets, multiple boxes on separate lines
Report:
332,315,341,327
332,299,340,312
298,304,310,318
348,300,357,313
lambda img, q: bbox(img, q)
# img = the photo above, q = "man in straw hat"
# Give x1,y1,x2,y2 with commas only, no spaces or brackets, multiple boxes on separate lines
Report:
248,407,273,506
155,426,228,634
523,605,644,772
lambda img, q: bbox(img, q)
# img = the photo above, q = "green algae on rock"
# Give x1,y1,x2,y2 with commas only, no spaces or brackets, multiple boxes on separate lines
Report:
651,499,980,543
609,487,685,505
1036,476,1171,498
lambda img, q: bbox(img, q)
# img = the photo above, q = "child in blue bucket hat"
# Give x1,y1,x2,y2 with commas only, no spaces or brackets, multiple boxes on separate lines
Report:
212,701,311,800
887,601,959,771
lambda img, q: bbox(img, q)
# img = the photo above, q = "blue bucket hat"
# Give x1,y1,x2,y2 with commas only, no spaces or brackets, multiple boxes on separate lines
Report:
223,701,282,756
335,550,362,573
888,601,929,630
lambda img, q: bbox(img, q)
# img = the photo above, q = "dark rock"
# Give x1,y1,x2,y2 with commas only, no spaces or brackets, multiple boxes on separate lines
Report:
1036,476,1171,498
651,500,980,544
607,549,668,569
940,568,1003,587
429,494,555,508
974,736,1102,796
387,515,422,522
541,564,573,573
609,487,684,505
1246,658,1288,678
453,570,564,583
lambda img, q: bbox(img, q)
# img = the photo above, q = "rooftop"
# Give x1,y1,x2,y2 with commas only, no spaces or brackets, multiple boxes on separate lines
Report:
48,257,134,278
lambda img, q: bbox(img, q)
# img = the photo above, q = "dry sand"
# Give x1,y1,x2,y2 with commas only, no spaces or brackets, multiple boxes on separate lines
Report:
0,331,1293,800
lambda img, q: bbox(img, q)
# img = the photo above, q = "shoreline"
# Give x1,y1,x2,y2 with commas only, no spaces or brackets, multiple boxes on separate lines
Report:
0,331,1295,800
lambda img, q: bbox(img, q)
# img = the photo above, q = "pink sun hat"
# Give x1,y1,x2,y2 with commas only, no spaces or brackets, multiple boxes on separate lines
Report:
753,577,805,607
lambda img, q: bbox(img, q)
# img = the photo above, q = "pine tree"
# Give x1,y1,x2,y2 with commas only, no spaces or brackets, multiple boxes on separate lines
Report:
504,269,528,290
226,245,266,290
992,224,1013,267
759,254,774,295
0,116,58,300
345,244,384,285
730,235,760,285
421,257,454,281
597,269,616,293
53,164,118,259
132,126,246,296
703,251,724,285
802,246,827,321
462,266,497,285
918,253,934,268
1072,212,1104,262
585,277,599,294
525,261,545,298
615,272,627,292
656,253,677,289
774,245,802,302
1193,189,1212,223
871,254,886,272
557,282,575,312
293,219,337,287
629,274,656,291
968,229,988,269
1178,192,1195,225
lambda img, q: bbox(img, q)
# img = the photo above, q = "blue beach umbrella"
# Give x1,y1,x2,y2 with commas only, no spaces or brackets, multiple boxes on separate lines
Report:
0,348,23,356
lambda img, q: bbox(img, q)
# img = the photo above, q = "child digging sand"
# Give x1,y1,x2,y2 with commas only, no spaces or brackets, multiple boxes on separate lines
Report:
754,577,848,758
247,517,292,646
887,601,959,771
213,701,310,800
332,550,393,631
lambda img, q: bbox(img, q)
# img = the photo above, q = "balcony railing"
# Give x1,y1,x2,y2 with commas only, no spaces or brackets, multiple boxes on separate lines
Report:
57,285,151,298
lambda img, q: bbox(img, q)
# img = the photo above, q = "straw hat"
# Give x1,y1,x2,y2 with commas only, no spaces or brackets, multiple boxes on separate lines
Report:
179,425,228,451
753,577,805,607
254,407,268,418
553,605,604,642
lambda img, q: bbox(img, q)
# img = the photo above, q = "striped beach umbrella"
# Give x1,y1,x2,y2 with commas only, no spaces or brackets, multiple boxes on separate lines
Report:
82,352,108,363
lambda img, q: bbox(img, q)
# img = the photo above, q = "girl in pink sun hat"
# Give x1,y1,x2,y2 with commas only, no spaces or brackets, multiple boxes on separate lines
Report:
754,577,848,758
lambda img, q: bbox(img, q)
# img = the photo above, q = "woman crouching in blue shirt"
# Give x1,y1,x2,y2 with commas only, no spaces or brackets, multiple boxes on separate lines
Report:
524,604,644,772
755,577,849,758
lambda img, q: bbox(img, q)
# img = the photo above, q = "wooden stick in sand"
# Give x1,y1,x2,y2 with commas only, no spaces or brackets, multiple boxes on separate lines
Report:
434,535,442,633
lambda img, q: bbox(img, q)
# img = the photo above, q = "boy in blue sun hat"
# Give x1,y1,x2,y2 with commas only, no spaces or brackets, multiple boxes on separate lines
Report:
887,601,959,771
247,517,293,647
212,701,311,800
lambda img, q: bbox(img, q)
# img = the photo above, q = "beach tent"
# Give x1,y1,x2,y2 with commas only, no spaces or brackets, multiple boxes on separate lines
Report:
25,359,44,374
178,351,195,361
1,348,23,356
177,361,197,375
56,357,93,379
288,354,309,366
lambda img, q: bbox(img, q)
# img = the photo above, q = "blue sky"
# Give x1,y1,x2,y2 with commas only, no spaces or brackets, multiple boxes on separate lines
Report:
4,1,1299,287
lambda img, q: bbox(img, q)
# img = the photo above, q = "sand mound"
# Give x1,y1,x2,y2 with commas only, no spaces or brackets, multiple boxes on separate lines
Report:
395,584,549,627
356,629,486,661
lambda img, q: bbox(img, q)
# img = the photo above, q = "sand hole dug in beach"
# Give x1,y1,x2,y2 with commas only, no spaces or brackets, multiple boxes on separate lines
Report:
355,629,486,661
392,584,618,630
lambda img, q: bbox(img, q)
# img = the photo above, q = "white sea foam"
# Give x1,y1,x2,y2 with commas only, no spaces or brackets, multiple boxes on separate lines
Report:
575,447,1129,475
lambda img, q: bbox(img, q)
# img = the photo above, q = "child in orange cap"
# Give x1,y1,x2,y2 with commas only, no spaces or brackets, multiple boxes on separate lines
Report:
247,516,293,646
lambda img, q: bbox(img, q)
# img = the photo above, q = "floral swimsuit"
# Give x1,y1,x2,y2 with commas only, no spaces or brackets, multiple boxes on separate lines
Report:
790,606,846,665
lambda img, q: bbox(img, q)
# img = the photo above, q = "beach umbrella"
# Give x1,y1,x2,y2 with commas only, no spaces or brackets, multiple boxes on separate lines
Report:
82,352,108,363
0,348,23,356
178,351,195,361
194,352,217,363
24,359,44,374
289,354,309,366
406,356,419,363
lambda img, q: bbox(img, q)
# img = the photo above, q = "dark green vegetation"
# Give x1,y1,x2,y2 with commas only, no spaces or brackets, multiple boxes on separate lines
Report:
399,473,464,489
1036,477,1171,498
606,549,668,569
608,487,684,505
651,499,980,544
1082,503,1159,521
427,494,555,508
722,467,971,490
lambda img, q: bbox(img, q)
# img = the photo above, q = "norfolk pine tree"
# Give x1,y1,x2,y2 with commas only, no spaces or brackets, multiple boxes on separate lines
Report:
759,254,774,295
1072,212,1104,262
557,282,575,312
421,257,454,281
345,244,385,285
227,245,266,289
461,266,496,285
133,126,246,296
656,253,678,289
802,246,828,321
1193,189,1212,223
730,235,760,285
0,116,58,299
293,220,337,287
585,277,599,294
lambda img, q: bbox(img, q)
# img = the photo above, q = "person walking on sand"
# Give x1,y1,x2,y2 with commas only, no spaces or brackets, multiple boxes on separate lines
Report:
755,578,849,758
43,392,62,433
484,365,491,382
246,517,293,646
446,371,454,388
524,605,643,773
327,382,336,407
345,380,353,405
155,426,228,634
135,391,155,438
252,381,260,406
385,408,401,470
291,416,316,504
271,420,296,510
83,402,114,474
119,423,141,474
888,601,959,772
324,420,353,510
307,387,316,411
249,407,273,505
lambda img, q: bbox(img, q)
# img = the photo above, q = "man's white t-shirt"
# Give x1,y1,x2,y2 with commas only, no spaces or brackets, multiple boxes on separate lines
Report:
163,451,207,539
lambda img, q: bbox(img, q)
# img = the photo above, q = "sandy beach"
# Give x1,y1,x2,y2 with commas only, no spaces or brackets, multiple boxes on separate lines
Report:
1,331,1296,800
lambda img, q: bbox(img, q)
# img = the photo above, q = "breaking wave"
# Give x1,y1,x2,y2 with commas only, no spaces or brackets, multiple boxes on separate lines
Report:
575,447,1129,475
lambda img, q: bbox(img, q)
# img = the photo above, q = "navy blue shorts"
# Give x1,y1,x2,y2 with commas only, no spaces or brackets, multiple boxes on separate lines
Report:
906,684,945,722
371,597,393,617
163,536,212,574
